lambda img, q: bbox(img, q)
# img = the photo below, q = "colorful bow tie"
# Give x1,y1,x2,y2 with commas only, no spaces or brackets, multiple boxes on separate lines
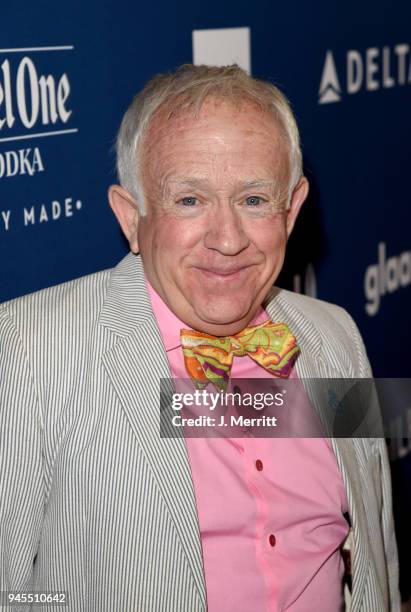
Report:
180,320,299,391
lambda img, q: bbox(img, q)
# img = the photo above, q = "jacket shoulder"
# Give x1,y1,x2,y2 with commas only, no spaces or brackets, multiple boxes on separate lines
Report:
0,267,112,330
275,288,354,333
0,266,116,416
272,288,372,378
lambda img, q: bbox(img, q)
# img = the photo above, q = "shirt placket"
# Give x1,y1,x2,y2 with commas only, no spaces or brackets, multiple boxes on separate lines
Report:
240,437,279,611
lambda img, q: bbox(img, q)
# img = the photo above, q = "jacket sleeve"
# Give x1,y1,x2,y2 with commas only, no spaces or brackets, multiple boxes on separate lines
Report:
0,305,44,592
378,437,401,611
343,308,401,611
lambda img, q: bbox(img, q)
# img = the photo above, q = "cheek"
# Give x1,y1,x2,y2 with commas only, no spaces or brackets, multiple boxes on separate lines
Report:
249,218,288,256
155,217,205,255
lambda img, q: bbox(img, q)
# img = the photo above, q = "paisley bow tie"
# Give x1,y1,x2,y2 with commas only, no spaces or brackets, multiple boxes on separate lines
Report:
180,320,299,391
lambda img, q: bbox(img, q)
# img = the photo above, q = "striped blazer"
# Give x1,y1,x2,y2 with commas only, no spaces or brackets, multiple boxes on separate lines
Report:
0,252,400,611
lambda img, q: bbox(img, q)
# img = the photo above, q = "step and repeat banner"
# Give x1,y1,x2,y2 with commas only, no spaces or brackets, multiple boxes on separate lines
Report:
1,0,410,600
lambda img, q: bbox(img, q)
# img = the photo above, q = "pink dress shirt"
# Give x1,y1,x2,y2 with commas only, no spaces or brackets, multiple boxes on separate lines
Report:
147,282,349,611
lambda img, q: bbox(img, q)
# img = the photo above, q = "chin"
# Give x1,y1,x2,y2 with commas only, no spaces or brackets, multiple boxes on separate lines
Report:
192,298,254,331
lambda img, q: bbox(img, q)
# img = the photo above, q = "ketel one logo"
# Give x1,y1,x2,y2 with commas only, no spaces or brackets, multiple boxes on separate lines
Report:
0,52,73,134
318,44,411,104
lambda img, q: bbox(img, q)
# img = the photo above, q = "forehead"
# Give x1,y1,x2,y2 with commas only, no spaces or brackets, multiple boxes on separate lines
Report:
140,98,290,187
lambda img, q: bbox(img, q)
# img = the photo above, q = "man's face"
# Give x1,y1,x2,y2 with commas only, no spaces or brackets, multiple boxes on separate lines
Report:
110,98,308,336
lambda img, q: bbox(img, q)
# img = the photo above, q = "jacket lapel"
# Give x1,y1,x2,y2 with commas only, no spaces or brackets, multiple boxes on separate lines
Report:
99,253,206,608
266,288,369,605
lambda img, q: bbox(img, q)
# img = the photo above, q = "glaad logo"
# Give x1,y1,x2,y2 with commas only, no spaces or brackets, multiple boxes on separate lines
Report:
319,44,411,104
364,242,411,316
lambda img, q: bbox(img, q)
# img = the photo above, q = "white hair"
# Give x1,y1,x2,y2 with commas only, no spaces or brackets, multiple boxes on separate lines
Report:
115,64,303,214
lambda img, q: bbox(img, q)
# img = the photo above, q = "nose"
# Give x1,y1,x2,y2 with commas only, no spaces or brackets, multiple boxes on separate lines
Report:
204,203,250,255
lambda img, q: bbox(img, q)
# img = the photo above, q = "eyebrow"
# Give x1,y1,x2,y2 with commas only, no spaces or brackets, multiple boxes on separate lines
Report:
242,180,278,189
169,177,210,189
165,177,278,191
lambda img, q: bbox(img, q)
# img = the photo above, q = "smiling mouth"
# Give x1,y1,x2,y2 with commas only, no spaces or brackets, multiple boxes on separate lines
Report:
194,265,253,280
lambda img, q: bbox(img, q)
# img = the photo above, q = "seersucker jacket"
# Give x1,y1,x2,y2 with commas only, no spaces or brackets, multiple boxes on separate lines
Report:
0,252,400,611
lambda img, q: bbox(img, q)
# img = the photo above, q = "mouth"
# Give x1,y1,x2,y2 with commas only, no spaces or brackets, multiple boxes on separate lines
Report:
193,265,253,281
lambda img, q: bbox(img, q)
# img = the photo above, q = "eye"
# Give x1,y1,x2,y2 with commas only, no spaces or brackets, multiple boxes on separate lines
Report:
178,197,198,206
245,196,265,206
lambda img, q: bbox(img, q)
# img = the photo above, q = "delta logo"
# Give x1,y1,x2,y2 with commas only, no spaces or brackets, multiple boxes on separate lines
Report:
318,43,411,104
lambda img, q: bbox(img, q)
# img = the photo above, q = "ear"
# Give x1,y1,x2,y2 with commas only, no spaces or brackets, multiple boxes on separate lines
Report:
286,176,309,237
108,185,140,253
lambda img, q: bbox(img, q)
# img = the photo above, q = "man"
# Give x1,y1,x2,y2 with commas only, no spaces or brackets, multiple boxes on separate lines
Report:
0,64,399,610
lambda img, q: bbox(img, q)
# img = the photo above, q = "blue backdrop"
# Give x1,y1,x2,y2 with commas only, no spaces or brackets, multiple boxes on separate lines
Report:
1,0,410,600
